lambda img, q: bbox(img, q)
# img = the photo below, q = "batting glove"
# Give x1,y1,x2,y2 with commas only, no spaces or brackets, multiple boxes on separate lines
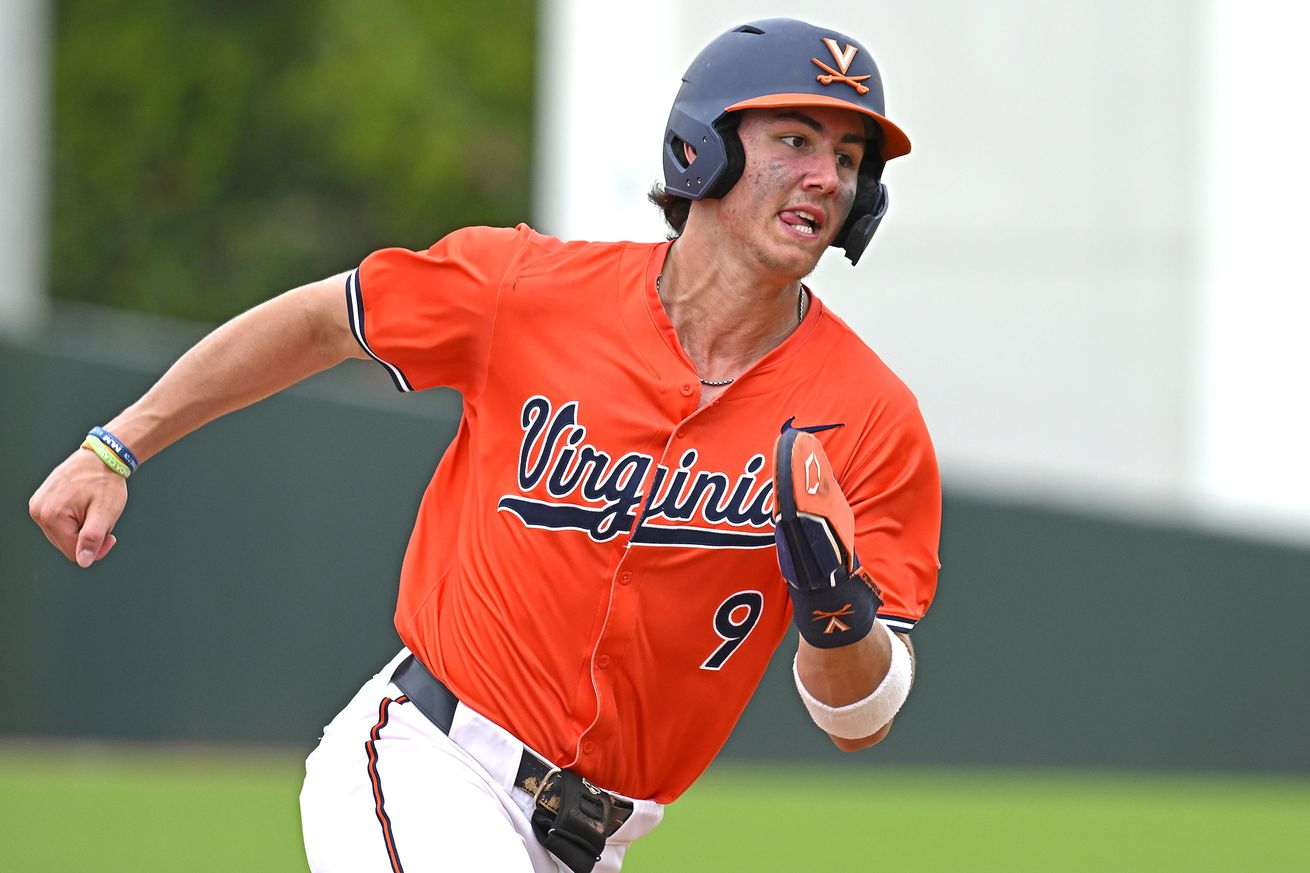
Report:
773,423,883,648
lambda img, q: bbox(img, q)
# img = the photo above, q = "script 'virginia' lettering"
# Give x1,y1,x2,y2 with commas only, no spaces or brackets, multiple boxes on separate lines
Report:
501,395,775,547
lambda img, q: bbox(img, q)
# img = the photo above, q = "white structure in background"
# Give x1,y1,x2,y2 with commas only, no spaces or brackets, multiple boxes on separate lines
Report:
0,0,49,335
538,0,1310,544
1194,0,1310,542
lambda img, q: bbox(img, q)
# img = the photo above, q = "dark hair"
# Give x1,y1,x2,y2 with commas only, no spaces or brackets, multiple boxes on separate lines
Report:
647,183,691,238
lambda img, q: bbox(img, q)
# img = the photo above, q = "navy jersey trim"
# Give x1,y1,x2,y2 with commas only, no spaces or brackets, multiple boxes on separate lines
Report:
878,614,918,634
347,268,415,392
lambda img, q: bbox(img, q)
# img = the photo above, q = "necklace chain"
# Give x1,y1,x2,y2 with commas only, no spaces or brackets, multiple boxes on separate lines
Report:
656,274,807,388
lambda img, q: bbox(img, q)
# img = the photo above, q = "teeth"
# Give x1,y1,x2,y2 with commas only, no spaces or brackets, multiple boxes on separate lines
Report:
785,210,819,235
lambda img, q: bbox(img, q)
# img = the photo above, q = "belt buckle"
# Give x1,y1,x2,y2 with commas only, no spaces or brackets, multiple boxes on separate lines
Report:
532,766,564,813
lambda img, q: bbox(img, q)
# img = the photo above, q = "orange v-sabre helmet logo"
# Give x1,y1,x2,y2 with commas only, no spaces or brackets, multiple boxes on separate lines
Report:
812,37,871,95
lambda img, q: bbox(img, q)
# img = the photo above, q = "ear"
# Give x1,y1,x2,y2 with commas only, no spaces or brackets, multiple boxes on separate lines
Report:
684,142,698,163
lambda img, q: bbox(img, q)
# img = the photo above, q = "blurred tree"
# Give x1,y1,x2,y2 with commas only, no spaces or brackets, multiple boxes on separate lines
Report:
50,0,536,321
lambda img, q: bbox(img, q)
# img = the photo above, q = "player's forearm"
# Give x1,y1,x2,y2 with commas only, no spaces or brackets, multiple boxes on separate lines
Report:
102,275,363,462
797,629,914,750
795,624,893,706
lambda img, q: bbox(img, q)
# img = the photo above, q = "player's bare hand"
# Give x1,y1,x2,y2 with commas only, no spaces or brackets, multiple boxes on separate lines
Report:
28,449,127,568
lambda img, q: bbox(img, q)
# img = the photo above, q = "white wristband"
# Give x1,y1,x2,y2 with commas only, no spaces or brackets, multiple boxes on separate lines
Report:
793,621,914,739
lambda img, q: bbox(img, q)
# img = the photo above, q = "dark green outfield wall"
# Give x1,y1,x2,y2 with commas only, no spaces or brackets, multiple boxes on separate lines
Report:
3,308,1308,771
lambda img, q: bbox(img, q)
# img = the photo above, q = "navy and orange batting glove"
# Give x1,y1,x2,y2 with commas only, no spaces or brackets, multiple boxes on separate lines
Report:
773,423,883,648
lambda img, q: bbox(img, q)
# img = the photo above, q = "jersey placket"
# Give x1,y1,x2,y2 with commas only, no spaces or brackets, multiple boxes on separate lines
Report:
570,377,709,775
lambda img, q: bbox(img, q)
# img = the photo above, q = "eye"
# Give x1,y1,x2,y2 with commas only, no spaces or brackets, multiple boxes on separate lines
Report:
781,134,807,149
836,152,857,169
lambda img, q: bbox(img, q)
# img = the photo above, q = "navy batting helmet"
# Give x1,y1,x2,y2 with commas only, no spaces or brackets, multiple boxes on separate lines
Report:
662,18,910,265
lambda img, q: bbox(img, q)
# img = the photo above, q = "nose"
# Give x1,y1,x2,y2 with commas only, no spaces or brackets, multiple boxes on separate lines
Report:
802,152,841,194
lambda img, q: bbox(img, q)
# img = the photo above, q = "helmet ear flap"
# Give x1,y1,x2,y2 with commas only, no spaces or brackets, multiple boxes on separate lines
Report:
701,115,746,200
834,148,889,264
839,183,888,265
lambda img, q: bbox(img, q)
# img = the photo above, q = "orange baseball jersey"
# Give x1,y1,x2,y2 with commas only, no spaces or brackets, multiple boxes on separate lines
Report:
346,224,940,803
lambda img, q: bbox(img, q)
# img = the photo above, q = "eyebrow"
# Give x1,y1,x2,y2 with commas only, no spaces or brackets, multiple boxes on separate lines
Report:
772,110,867,146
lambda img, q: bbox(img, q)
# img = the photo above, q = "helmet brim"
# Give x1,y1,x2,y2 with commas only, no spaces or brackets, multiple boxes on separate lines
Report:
725,93,911,160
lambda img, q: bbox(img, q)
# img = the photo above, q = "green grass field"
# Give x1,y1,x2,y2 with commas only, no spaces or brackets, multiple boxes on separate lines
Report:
2,744,1307,872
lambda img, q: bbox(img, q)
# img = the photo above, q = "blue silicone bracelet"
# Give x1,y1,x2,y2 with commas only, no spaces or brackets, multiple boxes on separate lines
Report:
88,426,140,474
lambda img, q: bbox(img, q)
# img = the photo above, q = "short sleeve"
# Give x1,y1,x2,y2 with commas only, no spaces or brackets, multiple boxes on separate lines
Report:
843,405,942,634
346,225,531,394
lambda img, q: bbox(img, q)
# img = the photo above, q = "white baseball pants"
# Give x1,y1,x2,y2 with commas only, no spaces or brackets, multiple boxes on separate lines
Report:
300,649,664,872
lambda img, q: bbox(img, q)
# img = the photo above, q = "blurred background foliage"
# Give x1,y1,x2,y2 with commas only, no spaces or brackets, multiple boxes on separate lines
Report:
50,0,537,322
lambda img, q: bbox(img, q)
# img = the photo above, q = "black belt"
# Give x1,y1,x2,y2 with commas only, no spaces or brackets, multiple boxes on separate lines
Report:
390,654,634,839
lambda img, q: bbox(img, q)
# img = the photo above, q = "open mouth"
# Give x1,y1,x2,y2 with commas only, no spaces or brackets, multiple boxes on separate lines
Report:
780,208,824,237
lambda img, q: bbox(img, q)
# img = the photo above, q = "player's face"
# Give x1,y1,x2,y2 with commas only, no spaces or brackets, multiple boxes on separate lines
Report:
716,107,866,279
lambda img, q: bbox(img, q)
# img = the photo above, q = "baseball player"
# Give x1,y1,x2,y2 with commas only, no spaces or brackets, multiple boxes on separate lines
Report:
28,18,940,873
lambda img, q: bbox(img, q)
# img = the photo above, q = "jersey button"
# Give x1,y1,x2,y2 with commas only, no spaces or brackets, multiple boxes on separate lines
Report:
676,427,688,438
582,740,596,755
620,571,633,585
597,655,611,669
680,383,694,396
